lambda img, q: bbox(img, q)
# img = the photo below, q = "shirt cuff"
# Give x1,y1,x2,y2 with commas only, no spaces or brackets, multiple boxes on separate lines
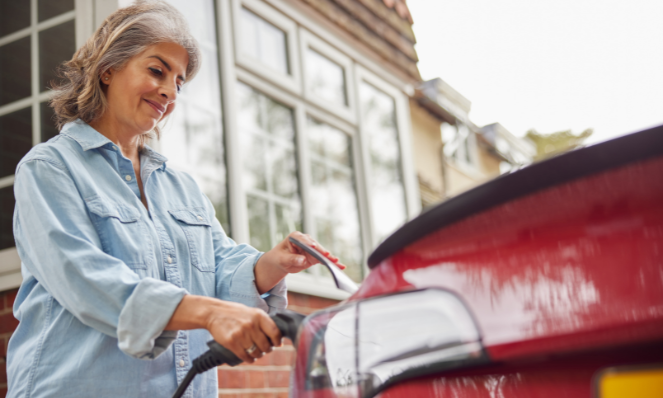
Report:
228,253,288,314
117,278,188,359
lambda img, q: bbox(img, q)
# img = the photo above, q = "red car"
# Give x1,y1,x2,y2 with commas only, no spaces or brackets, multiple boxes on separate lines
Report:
290,126,663,398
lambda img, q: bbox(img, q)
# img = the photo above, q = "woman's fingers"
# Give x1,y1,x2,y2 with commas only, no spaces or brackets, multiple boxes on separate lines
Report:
259,310,283,347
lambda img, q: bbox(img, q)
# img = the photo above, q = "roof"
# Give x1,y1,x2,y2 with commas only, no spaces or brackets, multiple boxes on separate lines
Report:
381,0,413,23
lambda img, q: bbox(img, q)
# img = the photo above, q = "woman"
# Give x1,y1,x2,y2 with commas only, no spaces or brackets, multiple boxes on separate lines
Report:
7,2,341,397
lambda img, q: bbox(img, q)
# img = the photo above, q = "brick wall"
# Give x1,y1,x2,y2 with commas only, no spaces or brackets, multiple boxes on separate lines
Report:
0,289,338,398
0,289,18,398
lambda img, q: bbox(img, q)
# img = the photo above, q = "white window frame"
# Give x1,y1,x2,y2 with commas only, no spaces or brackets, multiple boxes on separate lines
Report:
0,0,95,292
299,28,357,124
231,0,302,96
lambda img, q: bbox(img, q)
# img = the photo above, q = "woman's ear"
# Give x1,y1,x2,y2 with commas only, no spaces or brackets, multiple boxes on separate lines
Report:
101,70,112,86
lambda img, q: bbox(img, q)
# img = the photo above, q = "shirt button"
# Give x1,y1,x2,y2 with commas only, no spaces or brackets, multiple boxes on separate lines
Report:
112,146,118,151
197,216,203,221
125,175,132,181
167,255,173,264
179,359,185,367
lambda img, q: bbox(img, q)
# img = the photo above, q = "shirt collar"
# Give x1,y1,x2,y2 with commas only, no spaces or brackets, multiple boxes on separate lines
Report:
61,120,169,171
141,145,168,171
60,120,114,151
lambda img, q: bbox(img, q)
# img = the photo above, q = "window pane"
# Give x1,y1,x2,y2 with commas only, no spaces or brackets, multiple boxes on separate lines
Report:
307,117,362,281
240,8,288,74
161,103,229,233
39,20,76,92
0,107,32,178
237,82,300,249
0,0,30,37
0,185,16,251
0,37,31,107
38,0,74,22
247,195,270,252
41,102,59,142
360,82,407,242
162,0,229,233
306,49,346,106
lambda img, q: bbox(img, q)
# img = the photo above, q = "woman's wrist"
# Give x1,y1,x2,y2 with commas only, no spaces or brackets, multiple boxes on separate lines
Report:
254,251,289,294
164,294,220,331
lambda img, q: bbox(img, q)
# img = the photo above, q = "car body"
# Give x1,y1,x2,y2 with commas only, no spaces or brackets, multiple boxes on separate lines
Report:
290,125,663,398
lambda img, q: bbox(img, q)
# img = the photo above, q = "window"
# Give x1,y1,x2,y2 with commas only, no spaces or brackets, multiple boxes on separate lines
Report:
240,8,288,74
306,49,345,106
443,122,479,172
0,0,77,257
232,0,301,94
161,0,230,232
300,29,356,122
360,82,408,242
307,117,362,282
236,82,301,251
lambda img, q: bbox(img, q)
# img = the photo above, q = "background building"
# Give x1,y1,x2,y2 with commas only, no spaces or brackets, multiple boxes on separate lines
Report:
0,0,531,396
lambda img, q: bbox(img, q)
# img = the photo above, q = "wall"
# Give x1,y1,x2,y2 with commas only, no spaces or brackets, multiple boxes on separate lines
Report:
0,289,338,398
0,289,18,398
409,99,445,207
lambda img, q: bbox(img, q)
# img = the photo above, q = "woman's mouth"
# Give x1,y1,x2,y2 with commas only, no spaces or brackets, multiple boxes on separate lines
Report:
144,99,165,116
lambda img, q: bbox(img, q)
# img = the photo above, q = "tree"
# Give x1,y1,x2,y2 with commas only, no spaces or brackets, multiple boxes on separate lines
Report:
525,129,593,161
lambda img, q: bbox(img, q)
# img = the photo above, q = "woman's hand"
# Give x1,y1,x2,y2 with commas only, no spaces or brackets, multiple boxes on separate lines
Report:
254,231,346,294
165,295,282,363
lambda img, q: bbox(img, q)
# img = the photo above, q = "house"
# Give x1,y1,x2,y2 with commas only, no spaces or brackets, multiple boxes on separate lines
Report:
420,78,535,199
0,0,444,395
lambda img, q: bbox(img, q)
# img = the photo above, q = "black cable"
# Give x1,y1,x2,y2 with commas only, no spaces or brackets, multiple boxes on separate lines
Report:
171,368,196,398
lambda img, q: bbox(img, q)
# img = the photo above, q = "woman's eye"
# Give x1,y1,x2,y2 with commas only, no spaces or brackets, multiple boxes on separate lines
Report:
149,67,163,76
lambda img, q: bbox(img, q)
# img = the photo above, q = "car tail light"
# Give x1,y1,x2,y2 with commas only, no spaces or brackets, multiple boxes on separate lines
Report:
293,288,489,398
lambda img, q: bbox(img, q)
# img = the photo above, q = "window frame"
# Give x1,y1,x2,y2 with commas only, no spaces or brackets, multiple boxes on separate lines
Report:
231,0,302,96
0,0,93,291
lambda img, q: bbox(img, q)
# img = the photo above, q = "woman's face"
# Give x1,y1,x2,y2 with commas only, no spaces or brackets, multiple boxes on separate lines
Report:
102,42,189,135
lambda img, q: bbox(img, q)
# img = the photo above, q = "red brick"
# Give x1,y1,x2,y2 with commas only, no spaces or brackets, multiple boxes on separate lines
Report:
217,369,247,389
0,387,6,397
0,362,6,384
270,349,294,366
247,369,266,388
276,392,289,398
266,370,290,388
4,290,17,310
0,313,18,335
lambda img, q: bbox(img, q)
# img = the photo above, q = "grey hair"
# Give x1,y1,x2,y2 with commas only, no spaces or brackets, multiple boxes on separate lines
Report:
50,0,201,145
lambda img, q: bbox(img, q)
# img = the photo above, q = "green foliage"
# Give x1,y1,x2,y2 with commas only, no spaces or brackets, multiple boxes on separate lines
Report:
525,128,593,161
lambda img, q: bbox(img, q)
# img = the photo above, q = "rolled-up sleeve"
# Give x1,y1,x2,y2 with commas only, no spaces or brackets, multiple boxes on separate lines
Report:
205,199,287,313
13,157,187,359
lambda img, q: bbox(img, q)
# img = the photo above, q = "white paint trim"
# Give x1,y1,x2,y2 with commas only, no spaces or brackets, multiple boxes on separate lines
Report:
285,273,351,300
233,0,302,96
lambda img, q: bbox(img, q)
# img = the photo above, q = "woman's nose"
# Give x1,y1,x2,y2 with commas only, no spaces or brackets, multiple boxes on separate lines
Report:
159,82,178,103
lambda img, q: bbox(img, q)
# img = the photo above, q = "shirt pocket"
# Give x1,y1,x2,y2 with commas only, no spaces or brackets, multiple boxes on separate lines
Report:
85,196,148,270
168,207,215,273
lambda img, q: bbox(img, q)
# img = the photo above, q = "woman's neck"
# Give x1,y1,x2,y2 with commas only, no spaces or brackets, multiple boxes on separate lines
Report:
89,114,142,162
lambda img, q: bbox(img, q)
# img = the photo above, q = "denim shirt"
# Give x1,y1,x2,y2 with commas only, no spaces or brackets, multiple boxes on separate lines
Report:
7,120,287,398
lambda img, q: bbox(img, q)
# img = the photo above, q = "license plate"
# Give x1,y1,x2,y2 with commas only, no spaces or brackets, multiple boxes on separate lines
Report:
596,364,663,398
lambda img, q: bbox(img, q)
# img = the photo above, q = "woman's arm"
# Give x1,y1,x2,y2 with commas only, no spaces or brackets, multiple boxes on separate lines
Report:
254,231,344,294
164,295,281,363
